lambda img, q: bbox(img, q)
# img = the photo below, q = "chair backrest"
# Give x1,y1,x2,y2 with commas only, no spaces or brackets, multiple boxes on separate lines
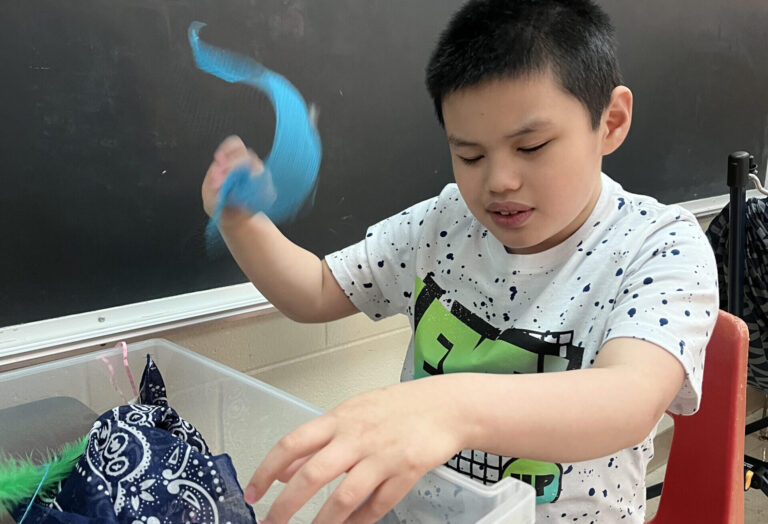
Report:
648,310,749,524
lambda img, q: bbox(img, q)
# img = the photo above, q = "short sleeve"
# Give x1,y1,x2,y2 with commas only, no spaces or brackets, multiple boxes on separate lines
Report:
603,210,719,415
325,195,436,321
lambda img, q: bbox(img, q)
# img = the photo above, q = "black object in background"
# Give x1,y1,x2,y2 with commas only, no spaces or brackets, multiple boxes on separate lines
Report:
1,0,766,327
0,397,97,462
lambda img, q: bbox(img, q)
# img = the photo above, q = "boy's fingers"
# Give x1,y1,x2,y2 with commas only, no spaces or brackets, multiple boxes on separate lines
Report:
245,417,335,504
227,152,263,180
206,150,264,199
207,162,228,190
246,148,265,175
214,135,247,164
276,456,311,483
346,474,414,524
312,458,387,524
261,442,357,524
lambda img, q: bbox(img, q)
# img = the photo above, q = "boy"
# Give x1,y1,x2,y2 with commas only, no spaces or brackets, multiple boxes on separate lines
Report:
202,0,718,522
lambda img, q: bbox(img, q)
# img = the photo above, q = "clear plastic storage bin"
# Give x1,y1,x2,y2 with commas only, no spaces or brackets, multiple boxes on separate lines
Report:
0,339,535,523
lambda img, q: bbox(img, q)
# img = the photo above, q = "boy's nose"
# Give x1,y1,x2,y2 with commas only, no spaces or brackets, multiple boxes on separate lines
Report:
486,159,523,194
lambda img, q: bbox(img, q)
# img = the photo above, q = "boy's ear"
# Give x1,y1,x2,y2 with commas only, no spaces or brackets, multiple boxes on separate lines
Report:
600,86,633,156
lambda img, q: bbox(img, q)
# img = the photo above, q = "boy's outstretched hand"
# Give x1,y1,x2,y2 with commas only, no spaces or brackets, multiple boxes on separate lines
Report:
243,376,468,524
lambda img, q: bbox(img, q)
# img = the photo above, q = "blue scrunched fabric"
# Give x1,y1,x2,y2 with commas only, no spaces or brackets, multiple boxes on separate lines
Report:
188,21,322,245
13,355,257,523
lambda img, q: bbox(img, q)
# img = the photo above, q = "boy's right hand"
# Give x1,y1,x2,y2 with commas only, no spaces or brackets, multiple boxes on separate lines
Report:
202,135,265,225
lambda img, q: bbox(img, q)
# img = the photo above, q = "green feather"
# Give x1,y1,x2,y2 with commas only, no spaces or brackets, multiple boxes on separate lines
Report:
0,435,88,516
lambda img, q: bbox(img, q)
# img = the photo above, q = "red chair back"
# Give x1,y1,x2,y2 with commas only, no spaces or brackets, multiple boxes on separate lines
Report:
647,310,749,524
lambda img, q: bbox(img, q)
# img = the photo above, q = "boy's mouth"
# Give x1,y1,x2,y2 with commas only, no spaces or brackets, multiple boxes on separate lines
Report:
487,203,534,228
490,209,533,228
487,202,532,212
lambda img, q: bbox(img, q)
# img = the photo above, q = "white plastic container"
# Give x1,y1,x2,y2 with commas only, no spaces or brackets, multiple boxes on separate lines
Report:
386,463,535,523
0,339,535,523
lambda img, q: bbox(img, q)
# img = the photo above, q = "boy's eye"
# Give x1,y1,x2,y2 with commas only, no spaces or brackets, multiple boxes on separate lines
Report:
518,140,551,153
458,155,484,165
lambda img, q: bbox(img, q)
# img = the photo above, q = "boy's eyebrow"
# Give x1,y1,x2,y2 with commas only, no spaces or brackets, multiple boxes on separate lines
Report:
447,118,553,147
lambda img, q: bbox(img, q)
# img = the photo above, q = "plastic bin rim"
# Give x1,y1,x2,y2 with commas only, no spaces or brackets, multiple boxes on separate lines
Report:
0,338,323,417
430,464,527,497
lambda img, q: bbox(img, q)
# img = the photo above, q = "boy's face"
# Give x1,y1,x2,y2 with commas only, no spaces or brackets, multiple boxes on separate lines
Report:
442,72,626,254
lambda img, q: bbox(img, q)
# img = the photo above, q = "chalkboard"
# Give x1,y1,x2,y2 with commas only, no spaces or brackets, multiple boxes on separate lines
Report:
2,0,767,328
603,0,768,202
0,0,462,327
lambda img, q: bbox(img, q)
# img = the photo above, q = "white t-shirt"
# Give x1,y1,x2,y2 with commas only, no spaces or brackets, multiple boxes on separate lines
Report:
326,174,718,523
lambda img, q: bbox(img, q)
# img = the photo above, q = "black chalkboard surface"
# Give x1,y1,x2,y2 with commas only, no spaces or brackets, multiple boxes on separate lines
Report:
0,0,461,327
1,0,766,328
603,0,768,203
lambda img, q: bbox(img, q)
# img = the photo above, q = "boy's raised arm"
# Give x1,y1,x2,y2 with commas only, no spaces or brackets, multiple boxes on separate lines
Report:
203,136,358,323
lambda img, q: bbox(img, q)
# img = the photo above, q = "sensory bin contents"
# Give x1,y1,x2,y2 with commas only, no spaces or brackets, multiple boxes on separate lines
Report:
0,339,534,523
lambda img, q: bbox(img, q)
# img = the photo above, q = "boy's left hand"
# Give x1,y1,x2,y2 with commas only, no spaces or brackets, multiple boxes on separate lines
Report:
243,376,466,524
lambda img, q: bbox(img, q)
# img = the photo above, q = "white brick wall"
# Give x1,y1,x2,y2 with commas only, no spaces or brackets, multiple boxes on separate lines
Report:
154,311,411,410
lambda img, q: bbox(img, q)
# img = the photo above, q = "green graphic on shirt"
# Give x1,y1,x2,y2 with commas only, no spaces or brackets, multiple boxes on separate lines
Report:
413,274,580,504
502,458,563,504
413,274,584,378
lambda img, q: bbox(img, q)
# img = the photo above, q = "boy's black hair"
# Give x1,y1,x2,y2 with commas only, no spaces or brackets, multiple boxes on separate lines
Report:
426,0,622,129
